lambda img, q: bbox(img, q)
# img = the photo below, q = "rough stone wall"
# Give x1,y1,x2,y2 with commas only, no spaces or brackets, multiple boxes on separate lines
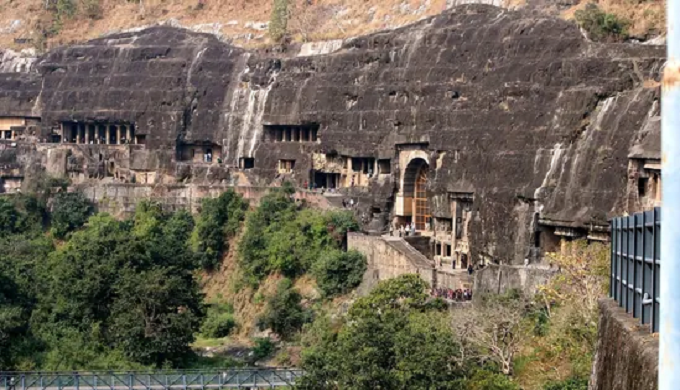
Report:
436,269,473,291
254,5,664,264
473,263,556,296
350,232,473,293
404,236,433,259
35,28,248,152
350,233,434,294
78,183,335,217
0,4,666,267
590,299,658,390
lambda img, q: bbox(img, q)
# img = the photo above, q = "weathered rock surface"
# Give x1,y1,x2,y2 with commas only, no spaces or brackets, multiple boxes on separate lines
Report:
590,299,658,390
0,4,665,265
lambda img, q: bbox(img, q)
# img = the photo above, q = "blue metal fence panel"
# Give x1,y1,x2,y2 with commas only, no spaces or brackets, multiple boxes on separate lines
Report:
610,207,660,333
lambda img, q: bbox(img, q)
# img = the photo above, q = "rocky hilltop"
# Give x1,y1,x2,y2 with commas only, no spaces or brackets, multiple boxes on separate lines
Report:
0,4,664,267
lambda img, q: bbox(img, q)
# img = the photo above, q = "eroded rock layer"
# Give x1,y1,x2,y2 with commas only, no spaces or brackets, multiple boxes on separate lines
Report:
0,5,664,266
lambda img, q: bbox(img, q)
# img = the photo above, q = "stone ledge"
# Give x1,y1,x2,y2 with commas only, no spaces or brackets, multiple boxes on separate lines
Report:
590,298,658,390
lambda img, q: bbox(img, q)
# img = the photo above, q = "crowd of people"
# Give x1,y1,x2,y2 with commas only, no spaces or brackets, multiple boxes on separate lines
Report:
432,287,473,301
389,223,417,237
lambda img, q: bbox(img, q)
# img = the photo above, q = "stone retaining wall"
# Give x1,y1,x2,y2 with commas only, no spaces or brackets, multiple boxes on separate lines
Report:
473,263,556,296
350,233,472,294
590,299,658,390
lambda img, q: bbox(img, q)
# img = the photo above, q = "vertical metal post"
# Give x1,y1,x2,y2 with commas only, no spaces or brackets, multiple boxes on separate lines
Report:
611,219,615,299
661,1,680,386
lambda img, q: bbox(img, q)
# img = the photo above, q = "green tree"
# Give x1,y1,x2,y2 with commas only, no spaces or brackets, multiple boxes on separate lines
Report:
108,267,203,366
34,214,132,331
239,185,358,284
50,191,93,239
312,250,366,297
259,278,308,340
33,207,204,368
269,0,289,42
0,195,46,237
40,325,144,370
0,271,32,369
298,275,460,390
192,190,248,270
0,197,20,236
239,185,297,283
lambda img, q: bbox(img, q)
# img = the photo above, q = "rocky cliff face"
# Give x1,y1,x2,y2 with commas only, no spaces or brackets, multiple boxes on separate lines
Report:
0,4,664,265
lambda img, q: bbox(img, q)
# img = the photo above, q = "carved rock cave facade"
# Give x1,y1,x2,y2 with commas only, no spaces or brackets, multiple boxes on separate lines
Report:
0,5,664,267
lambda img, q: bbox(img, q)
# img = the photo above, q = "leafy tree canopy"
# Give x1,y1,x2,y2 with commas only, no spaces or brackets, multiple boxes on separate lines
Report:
50,191,93,239
298,275,460,390
312,250,366,298
259,278,309,340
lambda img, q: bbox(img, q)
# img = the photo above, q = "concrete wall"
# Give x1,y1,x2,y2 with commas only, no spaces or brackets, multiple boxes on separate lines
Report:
590,299,658,390
474,263,556,296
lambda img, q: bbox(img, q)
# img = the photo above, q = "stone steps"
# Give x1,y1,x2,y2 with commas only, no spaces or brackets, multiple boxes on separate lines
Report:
384,236,433,269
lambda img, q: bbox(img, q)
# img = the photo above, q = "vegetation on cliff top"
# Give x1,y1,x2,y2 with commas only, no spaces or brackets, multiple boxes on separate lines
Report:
0,0,664,51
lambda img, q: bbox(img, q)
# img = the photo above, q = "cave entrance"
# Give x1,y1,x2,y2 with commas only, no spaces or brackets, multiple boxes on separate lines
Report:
403,158,430,231
312,171,340,190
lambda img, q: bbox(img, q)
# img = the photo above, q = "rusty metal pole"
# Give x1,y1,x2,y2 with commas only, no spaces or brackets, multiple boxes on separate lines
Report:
661,1,680,387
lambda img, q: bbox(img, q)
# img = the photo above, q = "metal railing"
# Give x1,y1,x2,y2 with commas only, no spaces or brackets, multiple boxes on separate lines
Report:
610,207,661,333
0,369,303,390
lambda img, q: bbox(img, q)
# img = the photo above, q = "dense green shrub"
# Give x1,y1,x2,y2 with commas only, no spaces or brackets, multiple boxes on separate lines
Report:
298,275,463,390
574,3,629,42
201,304,237,338
239,183,358,285
251,337,275,361
312,250,366,297
0,197,20,236
544,377,588,390
192,190,248,270
50,191,93,239
259,279,309,340
463,370,521,390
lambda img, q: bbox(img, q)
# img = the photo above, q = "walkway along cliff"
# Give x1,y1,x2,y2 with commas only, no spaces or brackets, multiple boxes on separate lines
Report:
0,5,664,289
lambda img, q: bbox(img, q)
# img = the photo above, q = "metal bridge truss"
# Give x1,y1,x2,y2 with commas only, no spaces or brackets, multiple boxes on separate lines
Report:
0,370,303,390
